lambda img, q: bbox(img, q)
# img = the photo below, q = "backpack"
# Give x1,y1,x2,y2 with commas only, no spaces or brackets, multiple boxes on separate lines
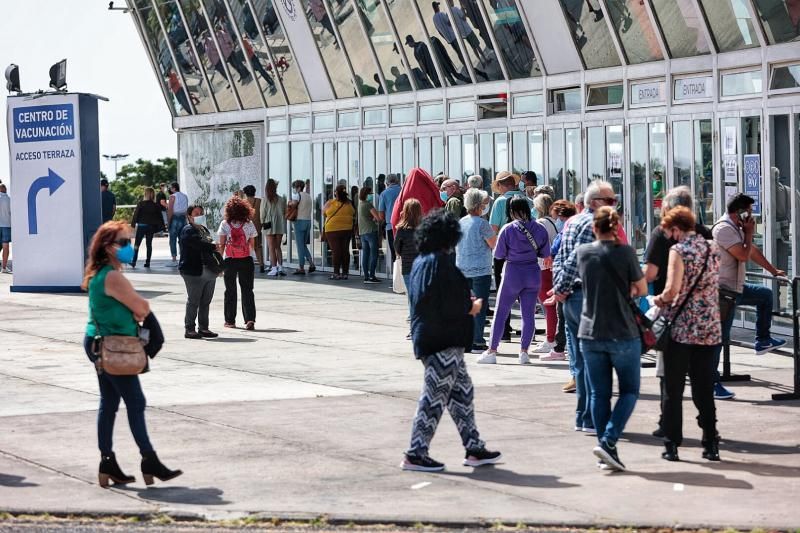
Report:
225,223,251,259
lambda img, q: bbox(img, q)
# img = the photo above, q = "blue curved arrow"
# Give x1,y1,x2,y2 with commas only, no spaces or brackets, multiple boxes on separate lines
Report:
27,168,65,235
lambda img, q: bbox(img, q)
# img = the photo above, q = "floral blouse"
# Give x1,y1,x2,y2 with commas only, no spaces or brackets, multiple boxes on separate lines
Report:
669,234,722,346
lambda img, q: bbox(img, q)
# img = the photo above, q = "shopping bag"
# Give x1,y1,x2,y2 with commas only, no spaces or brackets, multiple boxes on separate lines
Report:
392,257,406,294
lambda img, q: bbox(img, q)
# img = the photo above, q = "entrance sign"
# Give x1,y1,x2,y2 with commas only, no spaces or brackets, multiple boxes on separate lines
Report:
744,154,762,216
630,81,665,105
6,93,102,292
674,76,713,101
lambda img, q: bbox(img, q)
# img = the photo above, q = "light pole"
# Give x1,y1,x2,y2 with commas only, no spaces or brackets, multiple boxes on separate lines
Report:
102,153,129,181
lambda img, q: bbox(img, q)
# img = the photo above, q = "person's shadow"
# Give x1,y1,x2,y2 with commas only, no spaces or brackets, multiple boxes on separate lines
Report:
440,466,579,489
621,470,753,490
122,486,229,505
0,474,37,487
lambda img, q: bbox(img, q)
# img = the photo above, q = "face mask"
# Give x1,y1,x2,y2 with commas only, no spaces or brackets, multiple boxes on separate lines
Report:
519,181,526,192
193,215,207,227
481,202,490,216
116,244,135,265
367,194,374,203
440,191,449,201
555,219,565,232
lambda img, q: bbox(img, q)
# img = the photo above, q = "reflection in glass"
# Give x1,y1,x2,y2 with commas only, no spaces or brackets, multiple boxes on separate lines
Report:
417,1,473,85
558,0,622,69
587,126,605,180
249,0,308,104
363,139,376,186
448,135,461,178
495,132,507,176
462,134,476,180
607,125,625,218
528,130,544,178
391,138,403,175
432,136,445,176
554,88,582,113
630,123,648,255
479,133,494,191
565,128,581,199
385,1,444,89
698,0,760,52
694,119,714,226
449,1,503,81
673,121,692,189
403,138,415,175
650,0,710,58
298,0,358,97
587,84,623,107
752,0,800,44
178,0,239,111
649,122,667,229
512,131,527,174
354,0,414,93
771,64,800,90
326,0,388,94
230,1,284,106
604,0,663,64
136,3,195,116
478,0,539,78
548,129,565,201
419,137,432,173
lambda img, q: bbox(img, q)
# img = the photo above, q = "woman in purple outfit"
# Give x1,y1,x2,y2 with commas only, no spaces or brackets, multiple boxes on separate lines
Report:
477,197,551,365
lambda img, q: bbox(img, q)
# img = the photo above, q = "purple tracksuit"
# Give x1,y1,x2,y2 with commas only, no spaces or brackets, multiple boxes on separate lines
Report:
490,219,551,351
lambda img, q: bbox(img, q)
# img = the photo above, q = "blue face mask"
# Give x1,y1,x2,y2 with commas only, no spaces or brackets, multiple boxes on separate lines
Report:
555,219,565,232
366,194,374,203
116,243,135,265
440,191,449,201
519,181,527,192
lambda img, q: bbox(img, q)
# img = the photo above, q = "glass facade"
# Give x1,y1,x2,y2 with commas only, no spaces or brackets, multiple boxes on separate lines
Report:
298,0,358,98
650,0,711,57
558,0,622,69
752,0,800,43
698,0,760,52
605,0,664,64
417,1,474,85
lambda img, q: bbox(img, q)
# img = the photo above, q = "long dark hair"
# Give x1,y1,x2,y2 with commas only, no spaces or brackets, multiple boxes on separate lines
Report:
334,185,350,204
266,178,278,203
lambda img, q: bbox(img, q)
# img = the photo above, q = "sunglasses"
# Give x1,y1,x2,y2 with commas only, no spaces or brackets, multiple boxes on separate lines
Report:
114,238,131,247
596,197,618,206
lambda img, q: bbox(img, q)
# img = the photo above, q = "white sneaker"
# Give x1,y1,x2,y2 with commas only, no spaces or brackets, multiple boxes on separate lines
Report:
532,341,555,354
476,350,497,364
169,260,178,267
519,351,530,364
540,350,566,361
2,267,11,274
267,267,279,277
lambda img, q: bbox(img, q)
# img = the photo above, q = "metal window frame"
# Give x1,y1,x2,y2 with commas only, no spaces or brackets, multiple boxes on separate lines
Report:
586,81,625,111
447,99,477,122
363,106,388,128
313,111,336,131
719,65,765,101
510,92,544,117
768,61,800,95
418,100,446,124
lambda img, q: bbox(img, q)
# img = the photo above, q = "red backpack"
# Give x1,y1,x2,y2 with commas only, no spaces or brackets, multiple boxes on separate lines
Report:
225,223,251,259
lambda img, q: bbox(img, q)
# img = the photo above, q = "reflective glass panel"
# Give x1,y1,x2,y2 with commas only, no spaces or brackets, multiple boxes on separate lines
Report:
694,119,714,226
463,134,476,180
448,135,462,178
432,136,445,176
479,133,494,188
721,70,763,97
588,126,605,180
391,138,403,175
449,100,475,120
326,0,387,95
587,85,624,107
403,138,414,174
363,140,376,185
269,117,287,133
554,88,581,113
752,0,800,43
338,141,349,183
314,113,335,131
355,0,413,93
417,1,473,85
390,106,415,125
649,122,667,228
512,131,527,173
250,0,308,104
298,0,358,97
290,115,310,132
607,125,625,214
512,94,543,115
604,0,663,63
198,0,264,109
338,110,360,129
384,1,443,88
479,0,539,78
698,0,760,52
528,130,544,178
650,0,711,58
565,128,581,199
630,123,648,256
449,2,504,81
558,0,622,68
225,0,286,107
419,102,444,122
771,64,800,90
419,137,432,173
135,2,195,116
548,129,565,201
673,121,692,189
364,108,388,126
289,141,311,262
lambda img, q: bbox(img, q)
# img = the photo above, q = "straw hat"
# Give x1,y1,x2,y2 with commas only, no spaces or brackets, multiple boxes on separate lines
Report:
491,170,520,194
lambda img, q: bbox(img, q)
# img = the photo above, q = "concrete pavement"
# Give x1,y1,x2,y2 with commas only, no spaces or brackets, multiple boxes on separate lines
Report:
0,238,798,529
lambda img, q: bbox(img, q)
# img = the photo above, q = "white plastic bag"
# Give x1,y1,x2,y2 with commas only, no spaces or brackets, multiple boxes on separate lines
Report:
392,257,406,294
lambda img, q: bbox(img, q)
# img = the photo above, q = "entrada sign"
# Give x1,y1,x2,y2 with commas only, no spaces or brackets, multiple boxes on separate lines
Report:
674,76,713,101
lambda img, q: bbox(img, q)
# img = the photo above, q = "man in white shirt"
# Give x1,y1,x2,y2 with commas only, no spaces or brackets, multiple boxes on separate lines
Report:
168,182,190,266
0,184,11,273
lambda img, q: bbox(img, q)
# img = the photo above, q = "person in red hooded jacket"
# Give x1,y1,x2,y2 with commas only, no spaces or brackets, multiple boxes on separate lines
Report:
390,168,445,229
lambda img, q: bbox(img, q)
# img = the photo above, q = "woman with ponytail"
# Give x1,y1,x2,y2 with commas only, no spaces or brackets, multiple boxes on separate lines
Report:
575,206,648,472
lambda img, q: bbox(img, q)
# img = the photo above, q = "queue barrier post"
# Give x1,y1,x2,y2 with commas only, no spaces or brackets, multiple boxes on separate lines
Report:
772,276,800,401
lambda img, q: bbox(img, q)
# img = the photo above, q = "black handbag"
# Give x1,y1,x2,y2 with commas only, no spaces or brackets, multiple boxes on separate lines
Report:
202,249,224,274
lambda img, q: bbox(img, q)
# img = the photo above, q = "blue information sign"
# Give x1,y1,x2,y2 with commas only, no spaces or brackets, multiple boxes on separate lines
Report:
12,103,75,143
743,154,761,216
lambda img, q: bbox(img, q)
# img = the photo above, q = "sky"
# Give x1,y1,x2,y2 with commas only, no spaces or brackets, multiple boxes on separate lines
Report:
0,0,176,183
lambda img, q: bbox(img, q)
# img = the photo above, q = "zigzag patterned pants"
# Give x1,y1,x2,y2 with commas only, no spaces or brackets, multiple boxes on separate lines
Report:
406,347,485,458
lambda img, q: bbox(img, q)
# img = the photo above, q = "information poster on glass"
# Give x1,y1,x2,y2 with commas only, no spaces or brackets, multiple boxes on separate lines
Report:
744,154,761,216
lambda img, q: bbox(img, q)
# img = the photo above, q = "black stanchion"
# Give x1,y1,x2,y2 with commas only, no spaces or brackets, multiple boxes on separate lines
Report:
773,277,800,401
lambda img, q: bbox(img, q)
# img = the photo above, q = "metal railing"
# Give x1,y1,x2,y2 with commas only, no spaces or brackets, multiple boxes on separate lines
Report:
721,272,799,401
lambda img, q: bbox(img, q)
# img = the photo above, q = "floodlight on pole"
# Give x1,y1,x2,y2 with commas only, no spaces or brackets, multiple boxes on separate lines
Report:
49,59,67,92
5,64,20,93
102,153,129,181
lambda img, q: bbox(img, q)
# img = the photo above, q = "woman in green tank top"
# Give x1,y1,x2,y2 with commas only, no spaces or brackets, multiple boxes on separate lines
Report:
83,221,182,488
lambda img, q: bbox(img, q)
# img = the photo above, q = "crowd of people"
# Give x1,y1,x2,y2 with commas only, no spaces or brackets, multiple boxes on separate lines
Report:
81,167,790,484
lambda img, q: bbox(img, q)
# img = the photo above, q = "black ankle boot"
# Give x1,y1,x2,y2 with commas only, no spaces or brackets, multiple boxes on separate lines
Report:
702,439,721,461
98,452,135,487
661,442,680,462
141,451,183,486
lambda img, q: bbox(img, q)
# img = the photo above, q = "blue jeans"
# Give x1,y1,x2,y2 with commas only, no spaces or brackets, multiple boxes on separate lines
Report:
294,219,312,266
169,214,186,259
581,337,641,447
713,283,774,380
564,291,593,429
83,336,154,455
468,275,492,347
361,231,379,278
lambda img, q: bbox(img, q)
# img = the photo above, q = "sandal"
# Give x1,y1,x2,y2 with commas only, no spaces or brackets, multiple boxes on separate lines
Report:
329,275,340,280
245,321,255,331
224,323,236,328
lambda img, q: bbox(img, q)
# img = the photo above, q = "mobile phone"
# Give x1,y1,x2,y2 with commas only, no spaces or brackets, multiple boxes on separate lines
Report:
738,209,751,221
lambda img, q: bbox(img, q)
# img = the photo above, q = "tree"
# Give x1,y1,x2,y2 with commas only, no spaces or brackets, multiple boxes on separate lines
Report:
109,157,177,206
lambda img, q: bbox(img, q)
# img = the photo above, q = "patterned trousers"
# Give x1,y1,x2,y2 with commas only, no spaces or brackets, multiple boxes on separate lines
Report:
406,347,485,458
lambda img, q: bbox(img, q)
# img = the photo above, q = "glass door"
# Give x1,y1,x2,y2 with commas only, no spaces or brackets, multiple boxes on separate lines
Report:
312,141,335,270
479,131,509,193
288,140,311,266
268,142,289,267
629,122,649,256
364,137,391,277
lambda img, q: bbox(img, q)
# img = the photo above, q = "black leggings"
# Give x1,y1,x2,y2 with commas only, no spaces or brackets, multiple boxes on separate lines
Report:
132,224,156,267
